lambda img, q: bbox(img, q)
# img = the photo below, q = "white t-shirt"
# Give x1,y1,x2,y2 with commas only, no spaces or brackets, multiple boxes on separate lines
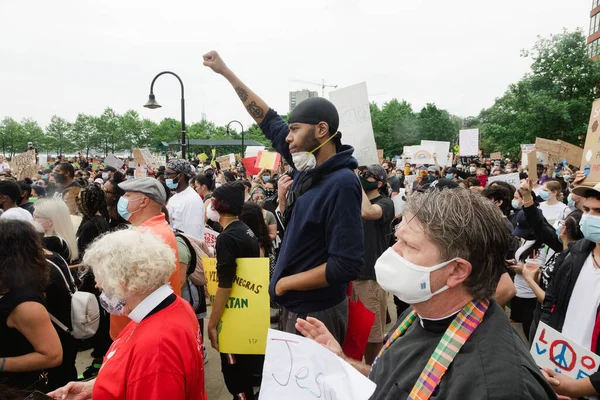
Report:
562,254,600,351
0,207,33,222
167,186,205,239
514,239,546,298
539,201,569,225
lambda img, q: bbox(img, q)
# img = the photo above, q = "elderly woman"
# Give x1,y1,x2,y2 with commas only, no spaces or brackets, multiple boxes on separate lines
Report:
48,227,206,400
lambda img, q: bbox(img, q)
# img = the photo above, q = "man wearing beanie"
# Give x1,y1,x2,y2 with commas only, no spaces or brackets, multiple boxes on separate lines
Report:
207,181,262,400
204,51,364,344
165,159,205,239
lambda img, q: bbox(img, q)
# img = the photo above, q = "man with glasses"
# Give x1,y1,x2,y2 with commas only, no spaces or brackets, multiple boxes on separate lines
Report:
354,165,395,364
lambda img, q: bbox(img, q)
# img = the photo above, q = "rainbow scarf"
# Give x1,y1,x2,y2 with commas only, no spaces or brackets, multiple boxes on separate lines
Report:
372,298,490,400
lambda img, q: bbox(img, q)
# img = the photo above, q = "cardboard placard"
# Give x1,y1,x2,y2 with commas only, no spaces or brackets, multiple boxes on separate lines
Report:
459,129,479,156
329,82,379,166
255,151,281,171
217,155,232,171
377,149,384,164
527,149,539,183
104,154,123,169
490,152,502,160
531,322,600,381
581,99,600,186
557,140,583,168
9,150,37,180
203,257,270,354
535,138,561,156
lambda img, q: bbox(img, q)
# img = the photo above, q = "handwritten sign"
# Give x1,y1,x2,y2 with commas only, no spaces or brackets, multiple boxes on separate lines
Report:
404,175,417,189
203,257,270,354
459,129,479,156
217,155,232,171
557,140,583,168
204,228,219,250
329,82,379,166
255,151,282,171
409,146,435,165
260,329,376,400
535,138,561,156
581,99,600,186
490,152,502,160
421,140,451,166
487,173,520,189
531,322,600,380
9,150,36,180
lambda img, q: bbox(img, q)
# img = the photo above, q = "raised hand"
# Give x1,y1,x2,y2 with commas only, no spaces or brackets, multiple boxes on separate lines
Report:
203,51,230,75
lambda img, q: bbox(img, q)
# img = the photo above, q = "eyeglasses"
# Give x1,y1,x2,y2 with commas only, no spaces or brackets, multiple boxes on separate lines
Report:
360,170,379,181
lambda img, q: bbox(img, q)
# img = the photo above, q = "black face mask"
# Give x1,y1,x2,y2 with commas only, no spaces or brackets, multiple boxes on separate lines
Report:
54,172,66,184
265,190,276,198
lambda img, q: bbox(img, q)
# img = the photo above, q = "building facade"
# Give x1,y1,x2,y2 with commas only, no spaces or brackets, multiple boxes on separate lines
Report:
289,89,318,112
589,0,600,58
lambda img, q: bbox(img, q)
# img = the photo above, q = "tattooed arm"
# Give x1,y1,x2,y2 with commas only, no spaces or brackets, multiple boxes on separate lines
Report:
203,51,268,124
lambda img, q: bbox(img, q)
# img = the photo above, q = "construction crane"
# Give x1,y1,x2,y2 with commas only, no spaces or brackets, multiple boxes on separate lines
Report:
291,78,338,97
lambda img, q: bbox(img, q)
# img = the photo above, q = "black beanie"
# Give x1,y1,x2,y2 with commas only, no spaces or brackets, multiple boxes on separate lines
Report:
212,181,245,216
289,97,339,134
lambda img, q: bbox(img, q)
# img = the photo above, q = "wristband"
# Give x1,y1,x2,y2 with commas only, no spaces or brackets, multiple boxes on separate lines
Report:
0,357,6,372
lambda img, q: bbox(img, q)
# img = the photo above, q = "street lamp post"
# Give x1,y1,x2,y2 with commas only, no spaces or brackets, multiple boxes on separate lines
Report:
144,71,187,158
226,120,244,158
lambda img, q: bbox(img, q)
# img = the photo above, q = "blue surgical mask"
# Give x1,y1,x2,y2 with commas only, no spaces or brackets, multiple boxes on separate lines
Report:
580,214,600,243
396,174,402,179
555,224,563,242
263,176,270,182
165,178,178,189
42,174,48,180
511,199,522,210
563,175,571,181
445,173,454,180
539,191,550,201
568,193,576,209
117,197,132,221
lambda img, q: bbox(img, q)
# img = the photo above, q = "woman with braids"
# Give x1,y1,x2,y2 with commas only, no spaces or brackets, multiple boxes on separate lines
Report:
74,185,111,379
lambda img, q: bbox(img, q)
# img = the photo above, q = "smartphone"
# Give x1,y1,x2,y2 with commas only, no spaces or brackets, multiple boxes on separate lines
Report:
25,391,52,400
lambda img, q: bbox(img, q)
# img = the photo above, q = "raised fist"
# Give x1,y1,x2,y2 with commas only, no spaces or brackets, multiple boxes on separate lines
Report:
203,51,229,75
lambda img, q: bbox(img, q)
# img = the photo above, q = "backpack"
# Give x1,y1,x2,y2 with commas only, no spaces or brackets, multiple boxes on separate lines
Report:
175,232,213,286
47,259,100,340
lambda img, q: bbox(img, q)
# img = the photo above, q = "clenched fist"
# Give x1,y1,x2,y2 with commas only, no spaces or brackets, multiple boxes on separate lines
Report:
203,51,229,75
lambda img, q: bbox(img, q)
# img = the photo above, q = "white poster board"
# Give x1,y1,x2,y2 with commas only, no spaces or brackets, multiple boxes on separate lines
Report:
329,82,379,166
487,173,520,189
421,140,451,166
245,146,265,158
402,145,419,160
259,329,376,400
408,146,435,165
459,129,479,156
38,154,48,167
392,189,407,216
531,322,600,381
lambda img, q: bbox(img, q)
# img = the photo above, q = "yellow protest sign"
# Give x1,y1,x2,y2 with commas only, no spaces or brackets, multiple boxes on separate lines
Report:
203,257,270,354
197,153,208,162
255,151,281,170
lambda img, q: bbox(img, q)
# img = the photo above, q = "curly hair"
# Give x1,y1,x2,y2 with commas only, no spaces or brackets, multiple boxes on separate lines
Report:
82,227,176,298
76,184,109,235
0,219,49,293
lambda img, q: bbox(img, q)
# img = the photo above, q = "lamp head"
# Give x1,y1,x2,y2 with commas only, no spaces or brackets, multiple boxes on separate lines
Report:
144,94,162,109
225,128,230,136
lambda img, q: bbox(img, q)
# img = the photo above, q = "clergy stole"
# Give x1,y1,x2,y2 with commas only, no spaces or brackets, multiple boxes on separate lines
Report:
372,298,490,400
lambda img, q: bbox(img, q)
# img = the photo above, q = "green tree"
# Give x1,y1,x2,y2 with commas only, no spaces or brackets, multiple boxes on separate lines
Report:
119,110,147,152
95,108,120,156
45,115,71,156
71,113,101,157
0,117,21,157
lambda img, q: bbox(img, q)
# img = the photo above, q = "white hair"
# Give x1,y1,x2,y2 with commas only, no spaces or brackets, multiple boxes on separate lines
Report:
34,198,79,261
82,227,176,298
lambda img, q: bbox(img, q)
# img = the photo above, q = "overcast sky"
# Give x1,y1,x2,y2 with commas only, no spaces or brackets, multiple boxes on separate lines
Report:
0,0,591,130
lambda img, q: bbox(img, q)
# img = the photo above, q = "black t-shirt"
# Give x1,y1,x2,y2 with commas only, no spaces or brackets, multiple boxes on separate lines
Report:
45,252,74,331
77,215,110,260
216,220,260,289
0,286,46,389
44,236,72,264
359,196,395,280
387,175,401,195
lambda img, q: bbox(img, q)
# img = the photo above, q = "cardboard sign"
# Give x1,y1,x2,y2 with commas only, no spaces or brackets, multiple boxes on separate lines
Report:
203,257,270,354
409,146,435,165
9,150,36,180
217,155,232,171
329,82,379,166
527,150,539,183
377,149,384,164
557,140,583,168
490,152,502,160
459,129,479,156
255,151,282,171
260,329,377,400
487,173,520,189
421,140,451,167
581,99,600,186
104,154,123,169
531,322,600,380
535,138,561,156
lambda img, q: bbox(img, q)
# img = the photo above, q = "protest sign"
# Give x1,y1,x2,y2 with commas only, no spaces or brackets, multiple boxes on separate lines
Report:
255,151,281,171
581,99,600,186
216,155,232,171
535,138,561,156
531,322,600,380
527,149,539,183
521,144,535,153
10,150,36,180
260,329,377,400
404,175,417,189
392,189,407,216
487,173,520,189
197,153,209,162
38,154,48,168
105,154,123,169
459,129,479,156
204,228,219,249
377,149,384,164
244,146,265,158
421,140,451,166
329,82,379,166
241,157,261,176
133,148,145,165
536,151,549,165
203,257,270,354
557,140,583,168
490,152,502,160
409,146,435,165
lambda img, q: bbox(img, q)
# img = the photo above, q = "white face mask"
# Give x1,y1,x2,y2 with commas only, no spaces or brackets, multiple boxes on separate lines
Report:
99,291,126,315
207,205,220,222
291,130,339,172
374,247,457,304
102,172,109,180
